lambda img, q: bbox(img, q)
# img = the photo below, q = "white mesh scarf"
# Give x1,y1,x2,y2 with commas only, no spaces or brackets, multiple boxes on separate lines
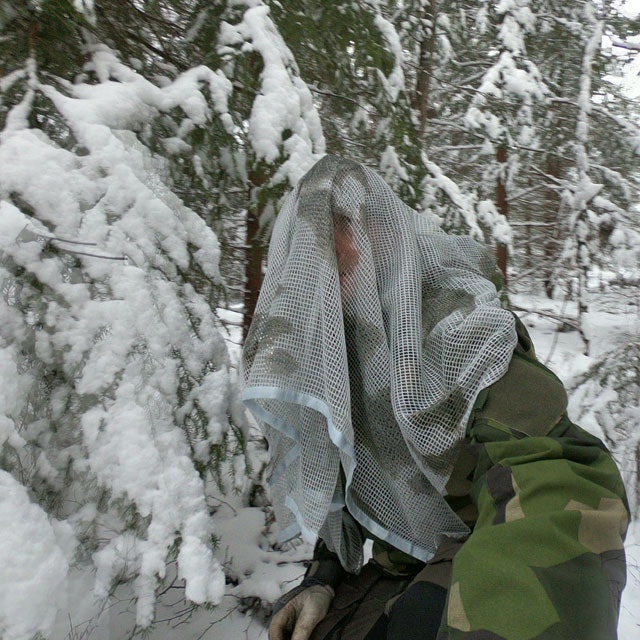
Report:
242,156,517,572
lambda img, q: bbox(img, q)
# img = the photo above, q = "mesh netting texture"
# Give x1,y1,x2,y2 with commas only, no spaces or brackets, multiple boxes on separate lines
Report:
242,155,517,572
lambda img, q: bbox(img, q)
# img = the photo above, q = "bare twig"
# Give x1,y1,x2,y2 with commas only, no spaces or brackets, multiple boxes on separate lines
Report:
510,304,580,330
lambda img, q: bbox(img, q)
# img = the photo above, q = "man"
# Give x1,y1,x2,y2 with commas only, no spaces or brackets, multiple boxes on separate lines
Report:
242,156,628,640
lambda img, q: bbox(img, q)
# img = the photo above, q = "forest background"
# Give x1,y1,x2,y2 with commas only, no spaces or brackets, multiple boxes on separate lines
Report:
1,1,640,638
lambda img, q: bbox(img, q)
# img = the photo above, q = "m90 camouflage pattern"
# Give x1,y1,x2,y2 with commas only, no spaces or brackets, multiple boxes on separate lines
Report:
439,346,629,640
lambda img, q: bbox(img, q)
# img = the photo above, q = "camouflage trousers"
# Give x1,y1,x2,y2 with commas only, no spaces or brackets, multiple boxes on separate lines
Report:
307,539,458,640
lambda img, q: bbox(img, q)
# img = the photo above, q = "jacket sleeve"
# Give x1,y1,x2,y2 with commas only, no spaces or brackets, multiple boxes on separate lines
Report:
439,349,630,640
304,538,349,589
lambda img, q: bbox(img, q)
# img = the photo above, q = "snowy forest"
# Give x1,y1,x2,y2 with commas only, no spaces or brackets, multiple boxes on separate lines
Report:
0,1,639,638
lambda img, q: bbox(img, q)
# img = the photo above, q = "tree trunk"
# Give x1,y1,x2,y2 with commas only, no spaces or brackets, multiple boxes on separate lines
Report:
542,153,563,299
495,145,509,285
414,1,439,138
243,165,267,342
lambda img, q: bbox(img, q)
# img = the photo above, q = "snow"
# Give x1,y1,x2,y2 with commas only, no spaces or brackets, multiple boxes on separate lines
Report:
73,0,95,19
420,151,515,251
373,14,405,101
53,48,234,134
0,471,72,640
0,42,236,632
218,4,325,186
379,145,409,182
621,0,640,19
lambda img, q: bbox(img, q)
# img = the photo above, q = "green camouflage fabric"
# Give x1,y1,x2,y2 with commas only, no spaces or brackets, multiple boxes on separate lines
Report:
438,352,629,640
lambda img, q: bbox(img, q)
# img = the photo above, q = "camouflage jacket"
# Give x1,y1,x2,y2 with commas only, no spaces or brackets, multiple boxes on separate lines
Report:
438,342,629,640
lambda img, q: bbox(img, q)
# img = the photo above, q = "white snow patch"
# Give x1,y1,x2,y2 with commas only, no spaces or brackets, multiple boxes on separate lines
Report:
0,471,72,640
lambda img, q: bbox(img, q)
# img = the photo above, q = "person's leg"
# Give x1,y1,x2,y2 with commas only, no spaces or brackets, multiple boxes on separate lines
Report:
385,581,448,640
434,345,629,640
368,538,459,640
309,562,412,640
362,613,388,640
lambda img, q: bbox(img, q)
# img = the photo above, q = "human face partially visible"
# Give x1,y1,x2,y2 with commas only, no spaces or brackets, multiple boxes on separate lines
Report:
334,222,360,302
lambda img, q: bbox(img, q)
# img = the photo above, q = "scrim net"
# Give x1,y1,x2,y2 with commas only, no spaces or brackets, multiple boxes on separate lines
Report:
242,156,517,572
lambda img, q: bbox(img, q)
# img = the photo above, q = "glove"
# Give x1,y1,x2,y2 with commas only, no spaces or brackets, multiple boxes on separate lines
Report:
269,577,335,640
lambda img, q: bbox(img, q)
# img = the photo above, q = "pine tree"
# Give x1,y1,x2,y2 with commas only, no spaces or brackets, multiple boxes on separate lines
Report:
400,1,640,308
269,0,493,235
570,339,640,518
0,1,247,633
184,0,326,339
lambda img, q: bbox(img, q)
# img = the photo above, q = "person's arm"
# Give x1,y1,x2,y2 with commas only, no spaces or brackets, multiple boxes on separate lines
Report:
439,350,629,640
269,540,347,640
304,539,349,588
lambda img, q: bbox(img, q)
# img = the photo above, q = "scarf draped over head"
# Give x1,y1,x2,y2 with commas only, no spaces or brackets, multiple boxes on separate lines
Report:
242,155,516,572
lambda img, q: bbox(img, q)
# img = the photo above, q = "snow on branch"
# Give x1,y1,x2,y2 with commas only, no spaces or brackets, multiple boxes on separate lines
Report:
218,3,325,186
611,37,640,52
0,47,239,632
373,13,406,102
